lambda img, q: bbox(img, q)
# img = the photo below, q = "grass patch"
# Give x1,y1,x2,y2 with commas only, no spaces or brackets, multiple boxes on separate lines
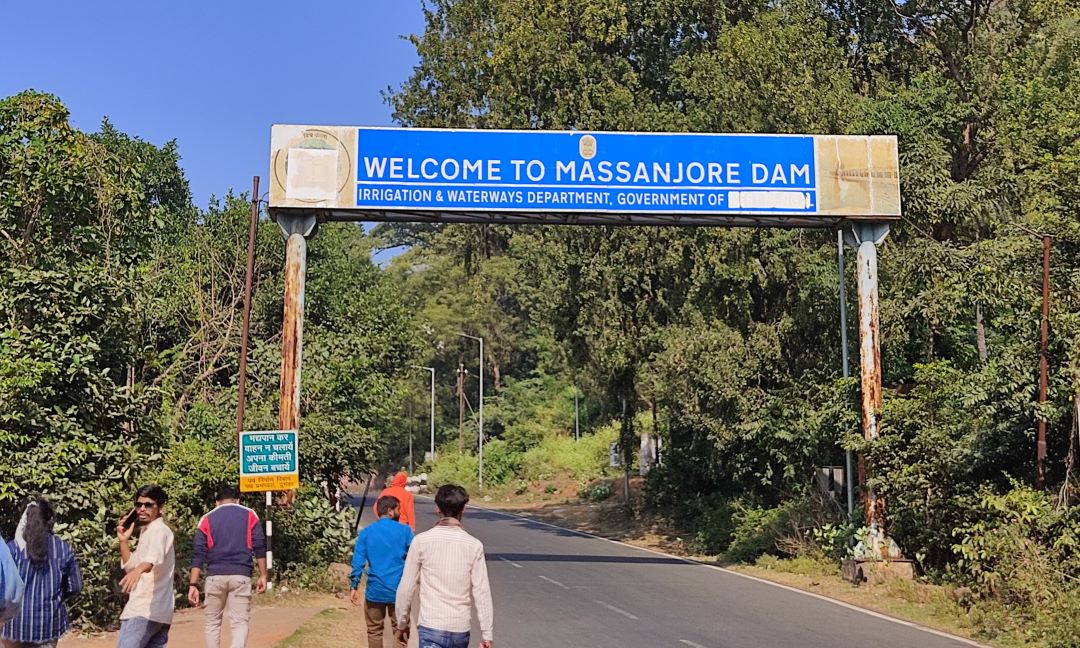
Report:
753,553,839,578
731,562,997,646
275,607,363,648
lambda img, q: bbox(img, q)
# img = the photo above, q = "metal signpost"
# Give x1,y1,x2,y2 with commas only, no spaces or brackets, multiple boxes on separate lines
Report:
266,125,901,543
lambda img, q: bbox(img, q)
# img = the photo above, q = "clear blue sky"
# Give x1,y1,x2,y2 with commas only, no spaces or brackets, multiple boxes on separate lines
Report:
1,1,425,210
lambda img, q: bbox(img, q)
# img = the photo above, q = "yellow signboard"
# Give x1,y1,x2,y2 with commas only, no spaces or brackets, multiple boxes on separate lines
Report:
240,474,300,493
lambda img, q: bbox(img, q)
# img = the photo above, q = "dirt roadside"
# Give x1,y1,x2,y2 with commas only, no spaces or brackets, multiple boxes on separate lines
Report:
58,592,339,648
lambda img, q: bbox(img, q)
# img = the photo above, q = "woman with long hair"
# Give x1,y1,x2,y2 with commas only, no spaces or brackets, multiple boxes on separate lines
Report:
1,498,82,648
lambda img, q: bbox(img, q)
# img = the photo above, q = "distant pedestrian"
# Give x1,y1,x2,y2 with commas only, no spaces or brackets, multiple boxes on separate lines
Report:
187,486,267,648
0,531,22,626
394,485,493,648
374,473,416,532
116,485,175,648
351,496,413,648
2,498,80,648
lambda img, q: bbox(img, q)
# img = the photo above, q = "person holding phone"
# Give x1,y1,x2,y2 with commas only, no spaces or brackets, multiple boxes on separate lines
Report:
115,485,174,648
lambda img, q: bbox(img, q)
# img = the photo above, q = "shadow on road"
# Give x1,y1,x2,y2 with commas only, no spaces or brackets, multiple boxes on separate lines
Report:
463,507,600,539
486,552,688,565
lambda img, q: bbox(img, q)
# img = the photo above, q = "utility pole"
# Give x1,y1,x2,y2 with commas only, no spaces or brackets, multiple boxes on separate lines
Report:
456,362,466,453
837,229,855,516
411,366,436,461
1037,235,1051,488
574,388,580,442
460,333,485,488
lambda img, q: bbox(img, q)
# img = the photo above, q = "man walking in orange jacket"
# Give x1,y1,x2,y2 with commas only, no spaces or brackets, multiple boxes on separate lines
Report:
373,472,416,531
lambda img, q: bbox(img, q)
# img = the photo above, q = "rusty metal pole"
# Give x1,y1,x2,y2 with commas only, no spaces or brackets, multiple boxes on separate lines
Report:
1037,235,1051,488
852,223,888,533
274,213,316,510
279,232,307,435
235,177,260,441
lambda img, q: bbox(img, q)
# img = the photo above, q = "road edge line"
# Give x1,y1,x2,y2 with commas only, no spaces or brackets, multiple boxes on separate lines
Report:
452,498,991,648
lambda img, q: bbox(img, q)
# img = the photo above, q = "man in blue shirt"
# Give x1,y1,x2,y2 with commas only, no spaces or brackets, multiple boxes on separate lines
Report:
351,496,413,648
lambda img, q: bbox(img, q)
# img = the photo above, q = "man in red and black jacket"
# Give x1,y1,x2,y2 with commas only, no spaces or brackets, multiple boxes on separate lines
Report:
188,486,267,648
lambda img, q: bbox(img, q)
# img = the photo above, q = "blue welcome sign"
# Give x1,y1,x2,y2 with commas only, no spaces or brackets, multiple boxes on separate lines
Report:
270,126,900,224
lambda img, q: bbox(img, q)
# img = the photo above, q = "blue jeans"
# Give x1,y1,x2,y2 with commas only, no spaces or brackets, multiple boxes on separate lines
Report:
116,618,170,648
418,625,470,648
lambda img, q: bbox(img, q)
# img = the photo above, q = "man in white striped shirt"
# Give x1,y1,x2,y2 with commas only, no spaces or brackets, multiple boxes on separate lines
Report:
394,485,493,648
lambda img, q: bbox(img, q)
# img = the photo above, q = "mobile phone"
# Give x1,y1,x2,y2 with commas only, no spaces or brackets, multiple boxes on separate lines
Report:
122,508,138,530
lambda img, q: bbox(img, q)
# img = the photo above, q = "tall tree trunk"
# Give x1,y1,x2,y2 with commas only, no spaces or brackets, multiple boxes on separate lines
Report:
1060,393,1079,509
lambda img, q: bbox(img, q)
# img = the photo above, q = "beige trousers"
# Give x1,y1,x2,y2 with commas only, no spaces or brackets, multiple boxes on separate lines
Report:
203,575,252,648
364,601,406,648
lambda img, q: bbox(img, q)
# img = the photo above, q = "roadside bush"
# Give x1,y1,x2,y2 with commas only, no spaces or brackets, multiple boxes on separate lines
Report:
428,450,480,487
273,489,354,581
518,423,618,482
952,485,1080,646
727,501,792,562
480,439,522,486
580,480,613,502
727,494,843,562
953,485,1079,604
678,496,736,555
56,511,128,629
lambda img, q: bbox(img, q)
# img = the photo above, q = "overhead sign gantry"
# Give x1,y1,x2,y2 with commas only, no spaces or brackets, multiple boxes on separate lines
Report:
266,125,900,539
270,126,900,226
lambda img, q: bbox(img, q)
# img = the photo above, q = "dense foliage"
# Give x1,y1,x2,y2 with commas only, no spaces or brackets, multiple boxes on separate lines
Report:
384,1,1080,643
4,1,1080,643
0,91,415,626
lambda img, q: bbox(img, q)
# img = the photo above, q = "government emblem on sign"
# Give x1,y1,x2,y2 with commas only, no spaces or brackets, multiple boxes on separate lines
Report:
579,134,597,160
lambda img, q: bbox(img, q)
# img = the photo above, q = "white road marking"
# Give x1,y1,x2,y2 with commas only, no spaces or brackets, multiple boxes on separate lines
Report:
539,575,569,589
498,557,523,568
679,640,707,648
594,600,639,620
443,498,992,648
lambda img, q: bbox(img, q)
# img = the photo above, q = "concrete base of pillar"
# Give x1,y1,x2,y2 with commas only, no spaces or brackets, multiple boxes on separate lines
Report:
842,558,915,585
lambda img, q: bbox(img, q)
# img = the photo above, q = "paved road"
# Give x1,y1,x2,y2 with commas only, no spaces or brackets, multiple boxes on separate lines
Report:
360,496,978,648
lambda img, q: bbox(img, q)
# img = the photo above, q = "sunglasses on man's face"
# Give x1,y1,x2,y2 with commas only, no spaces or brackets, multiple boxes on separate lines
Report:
134,501,159,509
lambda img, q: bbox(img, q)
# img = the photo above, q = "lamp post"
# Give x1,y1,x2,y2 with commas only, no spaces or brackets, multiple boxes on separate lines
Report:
837,229,855,516
459,332,484,488
574,387,580,442
411,365,436,461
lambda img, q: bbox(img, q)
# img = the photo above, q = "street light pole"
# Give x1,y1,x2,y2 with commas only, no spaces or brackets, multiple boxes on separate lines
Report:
574,388,580,442
837,229,855,516
459,333,484,488
411,365,436,461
